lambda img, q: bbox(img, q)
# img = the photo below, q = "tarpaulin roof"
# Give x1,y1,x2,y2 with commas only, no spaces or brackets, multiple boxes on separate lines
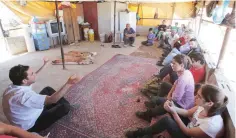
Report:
44,0,198,2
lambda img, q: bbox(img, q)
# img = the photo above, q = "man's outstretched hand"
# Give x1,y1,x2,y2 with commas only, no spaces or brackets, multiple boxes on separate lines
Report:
67,74,80,85
43,57,49,65
36,57,50,74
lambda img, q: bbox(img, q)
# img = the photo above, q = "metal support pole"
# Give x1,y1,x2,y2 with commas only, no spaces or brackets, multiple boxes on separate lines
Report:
113,1,116,44
55,0,65,69
111,1,120,48
216,27,231,69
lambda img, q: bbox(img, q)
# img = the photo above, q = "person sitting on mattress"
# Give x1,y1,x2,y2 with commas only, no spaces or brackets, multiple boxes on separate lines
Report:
2,58,79,133
125,84,228,138
135,54,195,123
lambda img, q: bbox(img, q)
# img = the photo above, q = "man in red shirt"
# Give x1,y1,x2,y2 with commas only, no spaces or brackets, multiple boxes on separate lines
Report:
189,53,205,83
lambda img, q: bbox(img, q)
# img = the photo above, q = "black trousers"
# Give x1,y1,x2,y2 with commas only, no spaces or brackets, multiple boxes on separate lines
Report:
159,65,178,84
147,96,190,126
141,116,190,138
142,41,153,46
28,87,70,133
158,82,172,97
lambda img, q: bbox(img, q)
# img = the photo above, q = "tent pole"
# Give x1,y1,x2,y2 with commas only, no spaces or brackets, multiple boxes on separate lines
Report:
111,1,120,48
216,27,231,69
171,2,176,25
55,0,65,69
113,0,116,44
197,1,205,37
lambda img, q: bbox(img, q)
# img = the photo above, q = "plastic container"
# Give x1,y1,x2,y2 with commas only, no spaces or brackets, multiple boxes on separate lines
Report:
88,29,94,42
23,25,36,52
99,33,105,42
83,28,89,41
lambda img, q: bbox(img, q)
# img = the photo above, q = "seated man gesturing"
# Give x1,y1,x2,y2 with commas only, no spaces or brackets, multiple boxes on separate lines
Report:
2,58,79,133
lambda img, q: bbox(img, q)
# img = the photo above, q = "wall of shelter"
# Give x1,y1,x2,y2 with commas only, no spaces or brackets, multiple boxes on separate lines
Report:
128,2,195,26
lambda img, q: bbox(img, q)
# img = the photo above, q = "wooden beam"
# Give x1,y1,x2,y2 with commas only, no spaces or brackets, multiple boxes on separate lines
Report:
63,8,75,44
140,18,192,20
55,0,65,69
171,2,176,25
216,27,231,69
202,19,235,29
197,1,205,37
71,8,80,43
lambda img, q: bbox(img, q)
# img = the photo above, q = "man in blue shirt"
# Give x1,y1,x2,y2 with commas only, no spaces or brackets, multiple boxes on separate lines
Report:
123,23,136,47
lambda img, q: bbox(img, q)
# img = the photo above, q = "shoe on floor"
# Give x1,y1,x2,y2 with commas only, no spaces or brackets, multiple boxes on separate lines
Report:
156,61,164,66
162,53,167,57
163,50,170,55
130,44,135,47
112,45,121,48
144,101,156,108
70,104,80,110
135,111,152,122
125,128,144,138
159,57,165,61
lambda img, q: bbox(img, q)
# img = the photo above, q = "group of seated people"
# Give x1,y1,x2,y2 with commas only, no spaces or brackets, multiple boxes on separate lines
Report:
0,24,229,138
142,20,202,68
141,20,187,47
126,21,228,138
125,54,228,138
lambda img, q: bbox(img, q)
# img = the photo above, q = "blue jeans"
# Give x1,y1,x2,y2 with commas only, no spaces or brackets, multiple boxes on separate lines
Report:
163,48,181,65
124,37,135,45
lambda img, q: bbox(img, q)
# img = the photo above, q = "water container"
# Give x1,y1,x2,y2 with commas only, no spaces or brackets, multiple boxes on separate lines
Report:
99,33,105,42
88,29,94,42
84,28,89,41
23,25,36,52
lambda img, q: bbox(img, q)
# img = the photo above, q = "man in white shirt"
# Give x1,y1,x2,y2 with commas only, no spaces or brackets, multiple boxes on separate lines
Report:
2,58,79,133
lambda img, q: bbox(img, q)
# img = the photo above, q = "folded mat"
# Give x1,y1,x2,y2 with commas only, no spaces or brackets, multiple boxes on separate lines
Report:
51,51,97,65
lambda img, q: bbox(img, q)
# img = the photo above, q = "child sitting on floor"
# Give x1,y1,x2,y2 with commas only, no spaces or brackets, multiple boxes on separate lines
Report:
141,28,156,46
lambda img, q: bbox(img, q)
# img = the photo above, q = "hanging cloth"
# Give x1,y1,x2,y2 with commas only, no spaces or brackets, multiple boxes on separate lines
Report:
221,1,236,28
206,1,218,17
212,0,230,24
154,8,158,19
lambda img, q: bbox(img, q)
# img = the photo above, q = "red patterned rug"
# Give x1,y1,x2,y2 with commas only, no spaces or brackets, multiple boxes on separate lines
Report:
41,54,158,138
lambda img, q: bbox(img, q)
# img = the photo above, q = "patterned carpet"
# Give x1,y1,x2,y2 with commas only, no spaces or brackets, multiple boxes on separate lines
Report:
41,54,158,138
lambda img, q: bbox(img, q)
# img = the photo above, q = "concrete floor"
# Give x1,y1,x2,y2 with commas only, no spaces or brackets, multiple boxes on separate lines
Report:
0,37,148,122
